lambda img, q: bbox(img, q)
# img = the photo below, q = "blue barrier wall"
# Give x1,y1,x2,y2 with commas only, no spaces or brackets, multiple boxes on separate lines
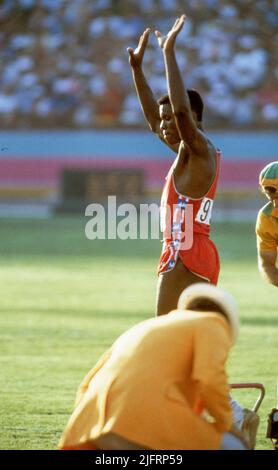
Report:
0,131,277,160
0,131,277,200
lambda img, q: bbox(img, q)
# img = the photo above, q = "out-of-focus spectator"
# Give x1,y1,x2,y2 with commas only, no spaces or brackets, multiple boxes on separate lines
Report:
0,0,277,129
0,85,18,125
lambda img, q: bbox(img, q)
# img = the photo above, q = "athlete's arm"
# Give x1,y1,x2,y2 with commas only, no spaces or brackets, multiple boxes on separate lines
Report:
127,29,160,134
156,15,215,196
258,249,278,287
155,15,209,157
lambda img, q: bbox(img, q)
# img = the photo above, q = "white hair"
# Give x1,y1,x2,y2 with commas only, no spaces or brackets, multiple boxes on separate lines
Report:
177,283,240,345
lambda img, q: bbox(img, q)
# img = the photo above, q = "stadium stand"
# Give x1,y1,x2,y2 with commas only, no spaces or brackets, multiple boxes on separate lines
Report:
0,0,277,130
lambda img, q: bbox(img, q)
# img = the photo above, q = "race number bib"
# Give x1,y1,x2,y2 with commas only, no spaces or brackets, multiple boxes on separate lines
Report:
195,197,213,225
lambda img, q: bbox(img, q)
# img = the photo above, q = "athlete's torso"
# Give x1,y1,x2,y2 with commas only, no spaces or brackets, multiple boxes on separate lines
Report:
158,149,221,276
160,149,221,240
256,202,278,251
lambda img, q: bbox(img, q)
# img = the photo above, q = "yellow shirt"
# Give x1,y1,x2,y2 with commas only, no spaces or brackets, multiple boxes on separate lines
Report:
59,310,233,450
256,202,278,251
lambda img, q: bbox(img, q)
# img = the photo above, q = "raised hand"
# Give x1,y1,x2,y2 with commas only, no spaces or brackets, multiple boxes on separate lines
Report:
127,28,151,69
155,14,186,51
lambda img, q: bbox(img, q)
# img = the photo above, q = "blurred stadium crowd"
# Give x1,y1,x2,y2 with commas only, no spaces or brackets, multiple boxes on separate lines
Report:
0,0,277,130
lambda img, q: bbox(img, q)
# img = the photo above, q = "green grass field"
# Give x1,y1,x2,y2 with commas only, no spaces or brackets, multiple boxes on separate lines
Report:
0,217,277,450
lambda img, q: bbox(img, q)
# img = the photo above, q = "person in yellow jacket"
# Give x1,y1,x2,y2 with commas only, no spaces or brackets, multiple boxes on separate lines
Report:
58,283,247,450
256,161,278,287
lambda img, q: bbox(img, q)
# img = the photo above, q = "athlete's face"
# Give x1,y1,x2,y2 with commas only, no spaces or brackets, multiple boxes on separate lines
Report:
262,186,278,207
159,103,180,145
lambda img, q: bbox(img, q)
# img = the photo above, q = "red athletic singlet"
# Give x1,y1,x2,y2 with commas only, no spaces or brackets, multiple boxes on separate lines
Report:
158,149,221,284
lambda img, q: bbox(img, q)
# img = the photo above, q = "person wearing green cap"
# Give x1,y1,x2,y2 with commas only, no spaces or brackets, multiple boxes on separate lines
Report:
256,161,278,287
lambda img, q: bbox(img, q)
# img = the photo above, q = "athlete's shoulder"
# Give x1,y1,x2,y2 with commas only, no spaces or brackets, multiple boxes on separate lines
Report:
200,131,217,151
259,201,273,218
203,135,219,164
256,202,273,233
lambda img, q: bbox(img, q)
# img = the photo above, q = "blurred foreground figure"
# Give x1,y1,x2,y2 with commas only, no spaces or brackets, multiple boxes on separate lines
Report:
59,284,250,450
127,15,221,316
256,161,278,287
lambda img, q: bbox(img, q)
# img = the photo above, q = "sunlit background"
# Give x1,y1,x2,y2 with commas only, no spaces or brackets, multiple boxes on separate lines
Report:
0,0,277,451
0,0,277,215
